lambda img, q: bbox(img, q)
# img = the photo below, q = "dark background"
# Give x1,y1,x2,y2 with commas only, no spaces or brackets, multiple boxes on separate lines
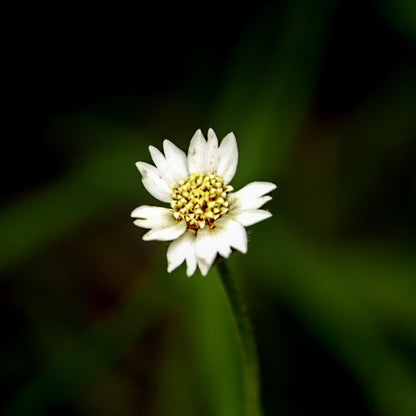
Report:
2,1,416,415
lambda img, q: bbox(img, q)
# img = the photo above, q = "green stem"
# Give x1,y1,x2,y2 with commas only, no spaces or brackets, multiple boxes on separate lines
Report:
216,260,263,416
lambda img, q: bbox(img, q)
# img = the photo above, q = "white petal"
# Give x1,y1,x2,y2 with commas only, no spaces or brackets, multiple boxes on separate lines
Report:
163,140,189,182
185,248,198,277
217,132,238,184
233,209,272,227
206,128,220,174
233,181,276,200
195,229,220,276
143,220,186,241
212,225,232,258
229,182,276,211
222,219,247,253
131,205,174,229
136,162,172,203
230,195,272,212
148,145,178,185
187,129,207,174
167,231,197,276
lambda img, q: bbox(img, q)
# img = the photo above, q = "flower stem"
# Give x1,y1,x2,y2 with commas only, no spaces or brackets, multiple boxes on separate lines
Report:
216,260,263,416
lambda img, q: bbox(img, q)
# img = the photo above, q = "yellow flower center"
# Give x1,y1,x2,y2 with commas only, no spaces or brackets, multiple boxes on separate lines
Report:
170,172,233,232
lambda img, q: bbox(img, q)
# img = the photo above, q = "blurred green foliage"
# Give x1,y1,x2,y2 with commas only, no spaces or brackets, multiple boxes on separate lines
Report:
1,1,416,415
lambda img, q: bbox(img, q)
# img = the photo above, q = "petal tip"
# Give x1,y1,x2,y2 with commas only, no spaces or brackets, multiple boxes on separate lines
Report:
191,129,205,142
135,161,144,172
199,265,210,276
223,131,236,142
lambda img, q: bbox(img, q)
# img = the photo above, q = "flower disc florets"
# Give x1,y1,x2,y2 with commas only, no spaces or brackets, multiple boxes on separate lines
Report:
170,172,233,232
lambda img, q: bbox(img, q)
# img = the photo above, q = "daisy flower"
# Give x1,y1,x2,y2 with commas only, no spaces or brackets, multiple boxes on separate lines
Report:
131,129,276,276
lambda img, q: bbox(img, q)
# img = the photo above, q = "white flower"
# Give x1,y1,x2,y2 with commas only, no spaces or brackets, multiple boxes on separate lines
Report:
131,129,276,276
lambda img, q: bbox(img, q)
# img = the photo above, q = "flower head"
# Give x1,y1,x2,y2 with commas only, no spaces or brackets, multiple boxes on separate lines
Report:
131,129,276,276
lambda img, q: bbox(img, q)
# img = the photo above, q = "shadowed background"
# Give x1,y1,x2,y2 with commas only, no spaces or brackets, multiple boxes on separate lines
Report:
2,1,416,415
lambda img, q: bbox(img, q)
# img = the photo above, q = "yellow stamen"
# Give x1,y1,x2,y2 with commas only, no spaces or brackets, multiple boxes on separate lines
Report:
170,172,232,231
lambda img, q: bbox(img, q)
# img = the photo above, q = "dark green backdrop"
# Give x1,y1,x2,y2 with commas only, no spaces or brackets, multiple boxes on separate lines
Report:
2,1,416,415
